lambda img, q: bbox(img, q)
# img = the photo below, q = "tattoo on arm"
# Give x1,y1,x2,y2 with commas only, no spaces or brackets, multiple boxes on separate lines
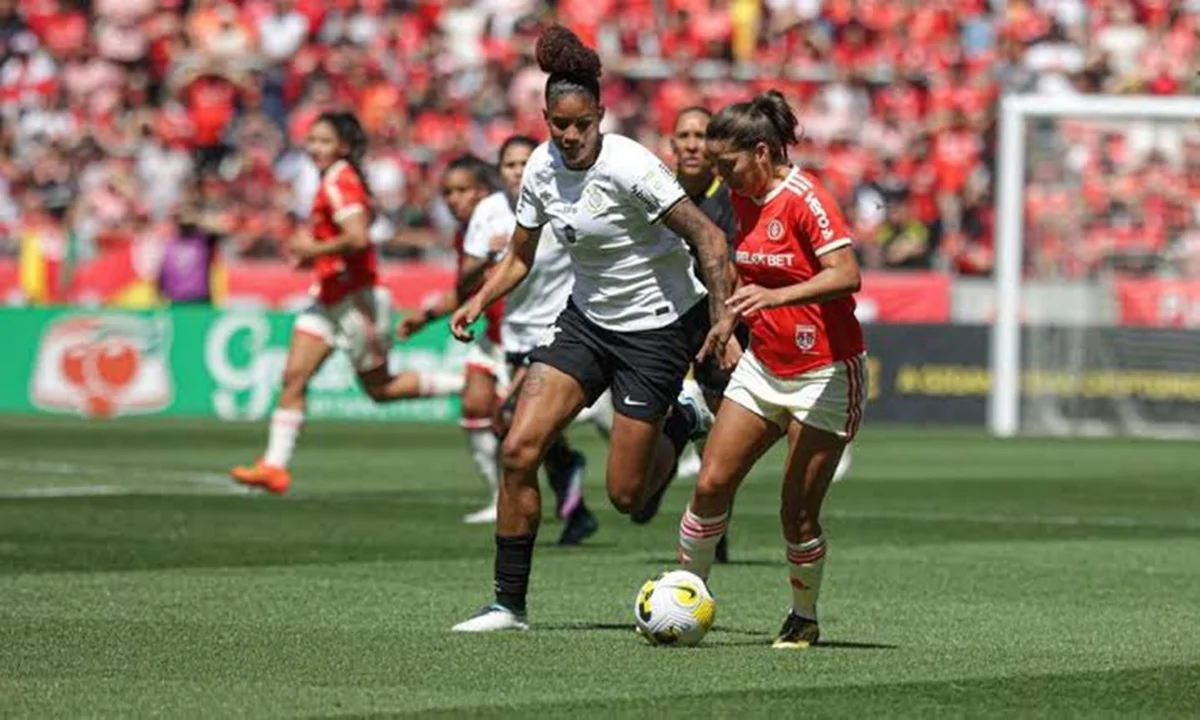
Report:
665,199,730,321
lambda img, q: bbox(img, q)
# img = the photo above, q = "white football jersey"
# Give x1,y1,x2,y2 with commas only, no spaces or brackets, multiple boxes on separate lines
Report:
505,224,574,354
514,134,706,332
462,191,514,263
463,191,575,354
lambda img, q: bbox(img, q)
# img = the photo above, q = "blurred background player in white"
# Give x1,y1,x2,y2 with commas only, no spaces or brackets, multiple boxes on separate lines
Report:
230,112,460,495
675,91,867,650
475,134,604,545
398,155,508,523
448,25,737,633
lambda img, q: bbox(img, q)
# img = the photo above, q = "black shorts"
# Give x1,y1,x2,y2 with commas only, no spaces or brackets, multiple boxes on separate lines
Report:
505,351,532,376
530,299,710,420
692,322,751,396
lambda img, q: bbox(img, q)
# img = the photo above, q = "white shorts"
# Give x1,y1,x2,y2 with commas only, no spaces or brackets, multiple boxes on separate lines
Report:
725,349,867,440
465,334,508,386
294,287,392,373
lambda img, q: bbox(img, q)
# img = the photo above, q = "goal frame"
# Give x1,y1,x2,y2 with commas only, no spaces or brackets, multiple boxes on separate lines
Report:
989,94,1200,437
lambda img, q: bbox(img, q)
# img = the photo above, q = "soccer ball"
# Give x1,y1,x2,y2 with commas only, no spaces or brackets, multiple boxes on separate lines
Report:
634,570,716,646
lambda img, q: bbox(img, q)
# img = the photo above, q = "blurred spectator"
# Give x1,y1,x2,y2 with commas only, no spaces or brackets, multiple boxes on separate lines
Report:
876,199,935,271
0,0,1193,308
259,0,310,66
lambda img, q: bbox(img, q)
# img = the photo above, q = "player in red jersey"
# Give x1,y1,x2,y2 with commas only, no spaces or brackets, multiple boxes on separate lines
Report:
397,155,509,523
675,91,867,649
231,112,460,494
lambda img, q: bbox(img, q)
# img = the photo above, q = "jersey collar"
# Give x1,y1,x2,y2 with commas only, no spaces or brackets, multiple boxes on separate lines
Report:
705,176,723,198
756,166,799,206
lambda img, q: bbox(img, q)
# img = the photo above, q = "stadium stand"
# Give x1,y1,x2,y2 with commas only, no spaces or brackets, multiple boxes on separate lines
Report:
0,0,1196,305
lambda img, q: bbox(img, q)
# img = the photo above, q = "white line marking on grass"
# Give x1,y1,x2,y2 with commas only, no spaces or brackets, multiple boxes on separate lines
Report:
0,459,252,498
825,508,1200,531
5,485,130,498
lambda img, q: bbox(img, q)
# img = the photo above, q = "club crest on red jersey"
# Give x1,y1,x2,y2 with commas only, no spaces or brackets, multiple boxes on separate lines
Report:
794,324,818,353
766,218,785,242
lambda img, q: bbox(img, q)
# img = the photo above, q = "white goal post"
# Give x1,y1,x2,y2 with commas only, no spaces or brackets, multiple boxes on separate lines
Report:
989,94,1200,438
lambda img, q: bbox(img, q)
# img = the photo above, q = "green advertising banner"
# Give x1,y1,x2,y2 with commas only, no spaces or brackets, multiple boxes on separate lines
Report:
0,307,465,422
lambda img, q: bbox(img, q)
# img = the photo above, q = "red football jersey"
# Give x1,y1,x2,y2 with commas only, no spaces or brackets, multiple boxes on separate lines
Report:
730,167,865,378
453,231,504,345
310,160,377,305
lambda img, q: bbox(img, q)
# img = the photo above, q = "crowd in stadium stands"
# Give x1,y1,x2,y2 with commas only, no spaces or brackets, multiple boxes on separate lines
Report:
0,0,1196,295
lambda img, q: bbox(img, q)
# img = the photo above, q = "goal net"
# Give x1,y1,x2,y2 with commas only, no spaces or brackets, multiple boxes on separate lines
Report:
989,95,1200,438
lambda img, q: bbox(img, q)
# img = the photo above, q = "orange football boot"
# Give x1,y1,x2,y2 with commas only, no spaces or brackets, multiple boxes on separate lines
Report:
230,459,291,495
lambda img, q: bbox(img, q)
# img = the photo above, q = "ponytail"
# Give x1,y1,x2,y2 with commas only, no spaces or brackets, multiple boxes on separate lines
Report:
707,90,801,163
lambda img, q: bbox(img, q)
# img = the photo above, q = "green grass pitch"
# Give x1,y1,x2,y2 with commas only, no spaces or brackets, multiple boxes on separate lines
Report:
1,416,1199,718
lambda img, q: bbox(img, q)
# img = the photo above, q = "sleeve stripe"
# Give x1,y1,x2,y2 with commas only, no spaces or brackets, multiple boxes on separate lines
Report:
515,220,543,231
814,238,853,256
334,205,365,222
650,193,687,225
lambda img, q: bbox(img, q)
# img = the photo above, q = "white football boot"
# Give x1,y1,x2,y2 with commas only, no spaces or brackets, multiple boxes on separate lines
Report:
451,604,529,632
462,497,498,524
678,379,715,447
675,445,702,479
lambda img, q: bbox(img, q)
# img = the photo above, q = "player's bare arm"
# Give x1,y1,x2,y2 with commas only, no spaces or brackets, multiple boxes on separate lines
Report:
398,254,493,340
450,225,541,342
667,199,737,366
291,210,369,259
727,246,862,317
664,199,732,321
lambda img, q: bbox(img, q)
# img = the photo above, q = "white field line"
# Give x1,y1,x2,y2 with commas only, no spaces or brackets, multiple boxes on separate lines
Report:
8,484,130,498
0,459,251,498
0,460,1195,531
824,508,1200,531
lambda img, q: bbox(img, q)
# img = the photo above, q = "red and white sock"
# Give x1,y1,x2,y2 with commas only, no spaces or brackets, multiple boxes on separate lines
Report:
420,371,464,397
786,536,827,621
264,408,304,469
677,505,728,581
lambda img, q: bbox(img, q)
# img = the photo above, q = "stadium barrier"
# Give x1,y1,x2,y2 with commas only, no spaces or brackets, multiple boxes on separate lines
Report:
865,324,1200,429
0,306,464,422
10,307,1197,428
0,259,953,322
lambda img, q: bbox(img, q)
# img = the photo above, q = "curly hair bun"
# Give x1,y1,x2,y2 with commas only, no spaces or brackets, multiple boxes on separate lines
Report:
535,24,602,79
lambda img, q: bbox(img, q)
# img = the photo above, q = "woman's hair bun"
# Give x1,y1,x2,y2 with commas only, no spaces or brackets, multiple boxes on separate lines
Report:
535,24,601,79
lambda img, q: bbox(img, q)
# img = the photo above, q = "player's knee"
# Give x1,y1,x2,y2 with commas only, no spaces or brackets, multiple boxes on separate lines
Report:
499,433,541,475
461,394,493,422
361,380,389,403
607,486,639,515
695,464,733,507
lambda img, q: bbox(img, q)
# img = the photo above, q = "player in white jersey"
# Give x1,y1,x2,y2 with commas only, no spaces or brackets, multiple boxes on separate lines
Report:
398,155,509,523
465,135,607,546
449,25,738,632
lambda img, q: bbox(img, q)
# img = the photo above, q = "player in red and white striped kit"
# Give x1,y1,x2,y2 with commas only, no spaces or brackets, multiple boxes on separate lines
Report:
676,91,867,649
231,112,459,494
